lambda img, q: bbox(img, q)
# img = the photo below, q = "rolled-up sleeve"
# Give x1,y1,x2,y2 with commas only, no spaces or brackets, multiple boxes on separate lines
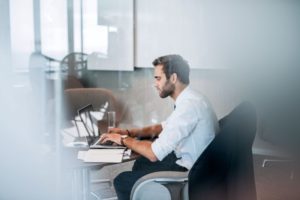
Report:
151,100,200,161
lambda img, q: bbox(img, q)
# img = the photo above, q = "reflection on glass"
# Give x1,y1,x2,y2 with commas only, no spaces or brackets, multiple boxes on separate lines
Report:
10,0,34,71
40,0,68,60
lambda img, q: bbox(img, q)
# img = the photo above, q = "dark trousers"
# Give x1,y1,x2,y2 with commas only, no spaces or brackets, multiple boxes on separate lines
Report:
113,152,187,200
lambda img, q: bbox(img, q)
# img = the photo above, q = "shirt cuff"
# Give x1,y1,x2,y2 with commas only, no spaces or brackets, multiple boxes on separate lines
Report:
151,141,165,161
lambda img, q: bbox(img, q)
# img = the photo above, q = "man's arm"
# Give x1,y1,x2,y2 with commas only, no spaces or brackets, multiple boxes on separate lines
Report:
123,137,158,162
99,133,158,162
129,124,162,138
108,124,162,138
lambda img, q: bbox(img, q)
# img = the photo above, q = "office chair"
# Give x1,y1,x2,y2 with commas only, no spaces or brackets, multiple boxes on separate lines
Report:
63,75,84,89
60,52,88,78
252,121,298,183
130,102,257,200
252,98,300,180
29,51,84,103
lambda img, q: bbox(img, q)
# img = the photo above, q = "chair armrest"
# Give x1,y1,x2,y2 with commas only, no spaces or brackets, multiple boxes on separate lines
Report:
134,171,188,185
131,171,188,200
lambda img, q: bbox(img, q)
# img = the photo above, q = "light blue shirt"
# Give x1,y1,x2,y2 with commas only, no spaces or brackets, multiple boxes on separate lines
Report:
151,86,219,169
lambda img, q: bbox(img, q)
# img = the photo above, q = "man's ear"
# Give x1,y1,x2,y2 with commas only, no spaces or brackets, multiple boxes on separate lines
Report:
170,73,177,83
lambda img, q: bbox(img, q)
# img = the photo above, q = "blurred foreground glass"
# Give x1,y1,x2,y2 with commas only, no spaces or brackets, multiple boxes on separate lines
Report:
107,111,116,131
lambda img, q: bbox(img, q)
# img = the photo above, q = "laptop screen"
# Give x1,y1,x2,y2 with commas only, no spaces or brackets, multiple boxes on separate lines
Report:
77,104,99,137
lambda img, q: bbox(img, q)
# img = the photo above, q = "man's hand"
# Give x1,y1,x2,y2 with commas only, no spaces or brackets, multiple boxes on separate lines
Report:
99,133,122,145
108,127,128,135
101,132,158,162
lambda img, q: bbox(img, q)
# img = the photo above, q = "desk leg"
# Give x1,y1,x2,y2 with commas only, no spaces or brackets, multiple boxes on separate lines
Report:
72,168,91,200
82,168,90,200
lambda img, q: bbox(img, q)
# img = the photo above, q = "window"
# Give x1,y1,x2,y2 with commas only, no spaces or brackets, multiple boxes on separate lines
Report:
74,0,108,55
40,0,68,60
86,0,134,71
10,0,34,71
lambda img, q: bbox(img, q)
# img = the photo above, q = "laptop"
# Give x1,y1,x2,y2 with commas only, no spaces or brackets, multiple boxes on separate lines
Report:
77,104,125,149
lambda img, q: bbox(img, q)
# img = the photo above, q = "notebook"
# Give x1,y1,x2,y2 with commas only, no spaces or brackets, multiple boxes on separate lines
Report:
77,104,125,149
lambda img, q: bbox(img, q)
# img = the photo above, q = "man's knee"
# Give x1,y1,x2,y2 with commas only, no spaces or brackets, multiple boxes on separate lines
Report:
113,171,130,191
113,170,150,194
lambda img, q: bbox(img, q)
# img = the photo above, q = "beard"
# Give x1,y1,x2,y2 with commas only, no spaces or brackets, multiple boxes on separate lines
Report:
159,80,175,98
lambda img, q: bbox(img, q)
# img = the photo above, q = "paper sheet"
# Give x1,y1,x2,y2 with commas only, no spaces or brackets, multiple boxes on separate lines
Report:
78,149,125,163
90,111,105,121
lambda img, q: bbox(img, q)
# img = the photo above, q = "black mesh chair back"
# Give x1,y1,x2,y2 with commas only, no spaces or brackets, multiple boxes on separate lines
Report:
188,102,257,200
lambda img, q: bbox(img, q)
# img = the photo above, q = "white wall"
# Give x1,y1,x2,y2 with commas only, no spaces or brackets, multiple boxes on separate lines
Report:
136,0,300,69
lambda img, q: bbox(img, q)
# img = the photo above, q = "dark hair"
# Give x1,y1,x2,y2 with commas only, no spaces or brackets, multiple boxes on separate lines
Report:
152,54,190,84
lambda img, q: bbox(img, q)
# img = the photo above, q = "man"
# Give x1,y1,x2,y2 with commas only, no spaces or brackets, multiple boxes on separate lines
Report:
100,54,219,200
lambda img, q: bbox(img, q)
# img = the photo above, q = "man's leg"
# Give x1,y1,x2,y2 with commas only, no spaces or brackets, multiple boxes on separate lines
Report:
113,170,151,200
113,152,187,200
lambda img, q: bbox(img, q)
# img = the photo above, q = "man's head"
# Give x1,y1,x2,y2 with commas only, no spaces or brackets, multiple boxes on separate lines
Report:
153,54,190,98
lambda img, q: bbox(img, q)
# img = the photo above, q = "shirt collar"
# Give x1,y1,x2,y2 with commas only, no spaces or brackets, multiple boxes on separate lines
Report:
174,86,190,107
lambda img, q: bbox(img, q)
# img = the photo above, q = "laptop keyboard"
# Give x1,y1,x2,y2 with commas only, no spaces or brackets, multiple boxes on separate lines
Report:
89,137,114,146
100,141,114,146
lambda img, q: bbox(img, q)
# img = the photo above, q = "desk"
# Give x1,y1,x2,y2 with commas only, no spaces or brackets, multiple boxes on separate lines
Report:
61,147,139,200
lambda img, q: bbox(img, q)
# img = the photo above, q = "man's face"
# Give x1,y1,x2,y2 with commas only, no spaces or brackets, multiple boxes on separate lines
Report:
154,64,175,98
